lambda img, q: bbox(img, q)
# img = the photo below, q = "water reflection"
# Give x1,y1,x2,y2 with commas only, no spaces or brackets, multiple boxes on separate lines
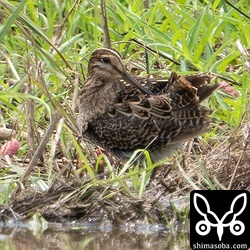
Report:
0,224,190,250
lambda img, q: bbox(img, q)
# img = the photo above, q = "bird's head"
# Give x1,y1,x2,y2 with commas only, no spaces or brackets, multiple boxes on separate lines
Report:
87,48,152,95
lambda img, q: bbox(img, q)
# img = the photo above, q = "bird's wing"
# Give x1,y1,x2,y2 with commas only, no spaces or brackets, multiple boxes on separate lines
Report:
111,73,207,119
108,84,173,119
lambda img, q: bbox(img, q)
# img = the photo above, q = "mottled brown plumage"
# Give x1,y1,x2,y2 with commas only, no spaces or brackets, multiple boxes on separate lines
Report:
77,48,218,162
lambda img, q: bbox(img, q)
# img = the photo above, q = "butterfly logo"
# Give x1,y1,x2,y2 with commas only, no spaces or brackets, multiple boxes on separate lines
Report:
193,193,247,241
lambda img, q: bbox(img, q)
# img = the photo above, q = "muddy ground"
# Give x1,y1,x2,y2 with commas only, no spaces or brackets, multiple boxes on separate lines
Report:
0,123,249,229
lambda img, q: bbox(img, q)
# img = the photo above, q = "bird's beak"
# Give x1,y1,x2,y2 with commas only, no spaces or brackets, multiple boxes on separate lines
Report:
121,72,153,96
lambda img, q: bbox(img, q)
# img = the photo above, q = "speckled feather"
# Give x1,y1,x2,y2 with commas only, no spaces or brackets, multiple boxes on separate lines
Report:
77,48,218,162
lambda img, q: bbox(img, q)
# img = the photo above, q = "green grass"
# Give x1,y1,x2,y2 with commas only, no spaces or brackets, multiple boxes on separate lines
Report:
0,0,249,206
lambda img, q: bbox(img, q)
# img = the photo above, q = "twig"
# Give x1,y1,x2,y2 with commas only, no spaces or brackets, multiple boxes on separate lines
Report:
227,123,250,189
145,48,150,74
61,0,80,32
101,0,111,48
131,39,198,70
210,72,241,85
72,70,80,112
20,110,62,183
24,75,36,157
225,0,250,20
227,145,246,190
130,135,159,165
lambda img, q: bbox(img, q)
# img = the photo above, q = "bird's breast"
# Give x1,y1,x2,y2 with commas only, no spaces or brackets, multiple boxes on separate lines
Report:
77,82,118,133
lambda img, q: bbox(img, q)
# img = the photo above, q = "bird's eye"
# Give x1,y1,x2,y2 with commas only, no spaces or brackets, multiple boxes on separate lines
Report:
102,57,111,63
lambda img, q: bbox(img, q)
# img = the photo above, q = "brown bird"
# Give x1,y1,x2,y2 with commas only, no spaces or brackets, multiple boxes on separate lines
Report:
77,48,218,163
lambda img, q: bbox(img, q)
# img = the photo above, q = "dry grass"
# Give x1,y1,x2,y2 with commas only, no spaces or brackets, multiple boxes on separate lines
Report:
1,121,249,228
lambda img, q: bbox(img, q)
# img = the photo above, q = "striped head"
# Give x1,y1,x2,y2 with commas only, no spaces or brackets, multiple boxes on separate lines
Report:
87,48,152,95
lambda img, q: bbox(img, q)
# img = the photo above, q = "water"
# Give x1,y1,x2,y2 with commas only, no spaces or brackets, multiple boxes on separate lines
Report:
0,222,190,250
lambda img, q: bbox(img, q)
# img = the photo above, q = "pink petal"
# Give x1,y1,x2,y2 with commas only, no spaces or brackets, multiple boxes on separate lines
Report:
0,139,20,157
218,81,239,97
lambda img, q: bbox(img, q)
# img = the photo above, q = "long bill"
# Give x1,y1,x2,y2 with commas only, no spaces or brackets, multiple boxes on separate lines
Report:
121,72,153,96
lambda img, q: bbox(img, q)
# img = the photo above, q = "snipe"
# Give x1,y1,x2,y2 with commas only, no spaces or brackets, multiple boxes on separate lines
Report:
77,48,218,162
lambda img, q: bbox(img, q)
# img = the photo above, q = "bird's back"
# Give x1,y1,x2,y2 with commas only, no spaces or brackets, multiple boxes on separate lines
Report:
84,72,218,162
